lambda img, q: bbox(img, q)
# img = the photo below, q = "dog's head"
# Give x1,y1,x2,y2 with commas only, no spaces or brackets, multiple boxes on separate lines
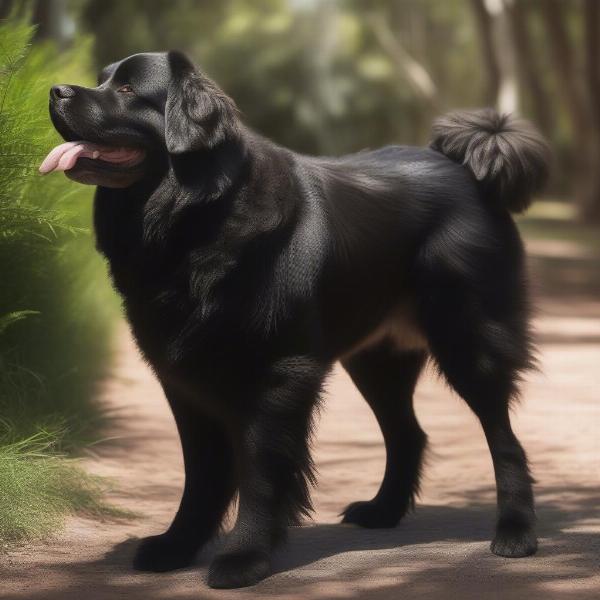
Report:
41,51,239,188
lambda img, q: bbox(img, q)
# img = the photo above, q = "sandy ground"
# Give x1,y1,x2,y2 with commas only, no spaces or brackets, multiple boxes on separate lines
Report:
1,249,599,599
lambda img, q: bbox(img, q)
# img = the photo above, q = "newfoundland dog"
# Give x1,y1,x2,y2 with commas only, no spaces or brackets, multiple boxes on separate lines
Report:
42,51,549,588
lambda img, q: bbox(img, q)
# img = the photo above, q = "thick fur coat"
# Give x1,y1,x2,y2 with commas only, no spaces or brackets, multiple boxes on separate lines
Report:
45,51,549,588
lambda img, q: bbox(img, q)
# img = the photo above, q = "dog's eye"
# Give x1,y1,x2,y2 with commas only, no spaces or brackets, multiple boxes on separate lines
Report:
117,84,134,94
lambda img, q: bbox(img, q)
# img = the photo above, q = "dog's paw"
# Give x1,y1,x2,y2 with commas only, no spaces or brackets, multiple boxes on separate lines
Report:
341,500,403,528
132,533,198,572
491,521,537,558
207,549,271,589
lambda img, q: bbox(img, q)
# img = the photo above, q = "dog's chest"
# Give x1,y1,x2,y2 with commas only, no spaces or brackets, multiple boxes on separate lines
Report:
120,248,241,362
95,227,237,371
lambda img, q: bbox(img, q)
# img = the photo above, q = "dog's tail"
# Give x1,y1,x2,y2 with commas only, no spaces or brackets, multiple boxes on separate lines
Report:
430,108,550,213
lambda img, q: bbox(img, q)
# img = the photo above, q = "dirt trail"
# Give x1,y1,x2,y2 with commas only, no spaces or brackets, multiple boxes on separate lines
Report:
1,255,599,599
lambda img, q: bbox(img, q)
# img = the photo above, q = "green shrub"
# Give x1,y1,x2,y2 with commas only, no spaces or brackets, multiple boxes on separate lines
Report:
0,430,125,543
0,17,120,541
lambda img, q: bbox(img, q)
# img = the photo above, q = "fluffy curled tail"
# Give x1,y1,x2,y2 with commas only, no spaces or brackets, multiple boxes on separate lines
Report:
430,109,550,213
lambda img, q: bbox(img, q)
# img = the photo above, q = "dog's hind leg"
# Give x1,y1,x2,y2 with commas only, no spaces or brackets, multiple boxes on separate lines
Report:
416,231,537,557
341,342,427,528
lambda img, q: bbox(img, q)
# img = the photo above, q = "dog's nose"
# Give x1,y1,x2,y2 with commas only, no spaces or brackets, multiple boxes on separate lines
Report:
51,85,76,99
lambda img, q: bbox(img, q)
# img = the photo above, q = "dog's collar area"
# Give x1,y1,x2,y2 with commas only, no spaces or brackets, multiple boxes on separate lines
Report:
39,141,145,174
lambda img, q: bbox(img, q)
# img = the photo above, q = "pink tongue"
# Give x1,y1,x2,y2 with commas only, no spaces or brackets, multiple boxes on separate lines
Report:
39,141,143,174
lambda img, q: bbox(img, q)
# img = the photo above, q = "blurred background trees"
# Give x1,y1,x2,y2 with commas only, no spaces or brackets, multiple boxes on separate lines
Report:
4,0,597,220
0,0,598,545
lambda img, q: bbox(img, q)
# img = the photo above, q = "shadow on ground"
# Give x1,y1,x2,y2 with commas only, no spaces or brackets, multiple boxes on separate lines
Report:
13,485,600,600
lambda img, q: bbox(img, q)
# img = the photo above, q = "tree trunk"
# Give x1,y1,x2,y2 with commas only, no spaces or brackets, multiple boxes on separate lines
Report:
540,0,600,222
470,0,501,106
470,0,519,113
503,0,553,135
308,0,340,154
32,0,71,48
0,1,15,19
582,0,600,221
366,11,438,109
539,0,589,141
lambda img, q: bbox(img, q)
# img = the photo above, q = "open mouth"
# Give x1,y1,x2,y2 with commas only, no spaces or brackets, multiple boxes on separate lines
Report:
39,141,146,175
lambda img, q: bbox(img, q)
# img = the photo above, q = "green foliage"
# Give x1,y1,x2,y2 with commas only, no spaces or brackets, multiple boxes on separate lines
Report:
0,311,39,334
80,0,484,155
0,17,117,446
0,17,120,541
75,0,600,218
0,429,131,544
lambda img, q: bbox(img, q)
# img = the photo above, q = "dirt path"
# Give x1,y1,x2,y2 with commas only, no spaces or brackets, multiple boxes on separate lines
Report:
2,257,599,598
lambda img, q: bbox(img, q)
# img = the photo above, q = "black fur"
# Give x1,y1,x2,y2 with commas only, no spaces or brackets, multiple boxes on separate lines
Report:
430,108,550,213
48,52,548,588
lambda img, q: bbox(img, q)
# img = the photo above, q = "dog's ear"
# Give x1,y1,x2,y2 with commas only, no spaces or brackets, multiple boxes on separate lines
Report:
165,51,238,154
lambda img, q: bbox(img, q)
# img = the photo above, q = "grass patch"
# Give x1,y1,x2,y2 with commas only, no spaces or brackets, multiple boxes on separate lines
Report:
0,429,131,545
0,16,124,544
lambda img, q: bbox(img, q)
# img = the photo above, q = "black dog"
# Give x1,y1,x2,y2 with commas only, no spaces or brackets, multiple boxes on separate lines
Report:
43,51,549,588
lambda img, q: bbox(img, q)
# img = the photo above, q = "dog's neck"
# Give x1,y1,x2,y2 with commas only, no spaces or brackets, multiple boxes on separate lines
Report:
168,136,248,203
93,126,300,271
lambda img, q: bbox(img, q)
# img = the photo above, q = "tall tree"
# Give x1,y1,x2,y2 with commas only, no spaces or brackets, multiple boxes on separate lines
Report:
539,0,600,221
470,0,518,113
32,0,72,48
366,10,438,109
470,0,501,106
503,0,553,136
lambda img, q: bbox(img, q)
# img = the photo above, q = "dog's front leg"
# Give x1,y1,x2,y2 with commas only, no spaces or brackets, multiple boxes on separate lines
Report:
133,384,236,572
207,356,327,589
